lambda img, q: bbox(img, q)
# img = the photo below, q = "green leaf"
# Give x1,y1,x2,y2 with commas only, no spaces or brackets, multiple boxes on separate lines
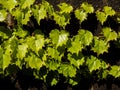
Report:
3,46,12,71
47,47,61,61
53,12,70,28
96,11,107,25
75,9,87,23
32,5,47,24
50,30,69,47
26,53,44,70
109,66,120,78
35,35,44,53
2,0,17,12
92,37,109,55
58,3,73,14
46,59,60,71
0,10,7,22
51,78,58,86
22,10,32,25
68,53,84,68
14,26,28,38
78,29,93,46
17,44,28,60
58,64,76,77
68,36,83,54
103,6,115,16
81,2,94,13
50,29,59,45
102,27,117,42
86,56,101,72
21,0,35,9
69,79,78,86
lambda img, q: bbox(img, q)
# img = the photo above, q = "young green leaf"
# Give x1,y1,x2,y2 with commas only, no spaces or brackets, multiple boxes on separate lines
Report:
17,44,28,60
78,29,93,46
21,0,35,9
58,64,76,77
53,12,70,28
2,0,17,12
75,9,87,23
91,37,109,55
96,11,107,25
103,6,115,16
67,53,84,68
0,10,7,22
58,3,73,14
22,10,32,25
68,38,83,54
102,27,117,42
26,53,44,70
109,65,120,78
32,5,47,25
3,46,12,71
50,30,69,47
86,56,101,72
81,2,94,13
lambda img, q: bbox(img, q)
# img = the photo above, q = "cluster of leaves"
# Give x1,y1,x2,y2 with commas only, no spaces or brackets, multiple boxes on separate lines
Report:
0,0,120,86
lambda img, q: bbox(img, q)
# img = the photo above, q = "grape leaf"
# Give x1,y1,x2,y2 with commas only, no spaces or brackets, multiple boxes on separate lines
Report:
26,53,44,70
32,5,47,25
51,78,58,86
109,66,120,78
103,6,115,16
81,2,94,13
58,3,73,14
53,12,70,28
46,59,60,71
75,9,87,23
17,44,28,60
96,11,107,25
3,46,12,71
47,47,61,61
35,35,44,54
2,0,17,12
91,37,109,55
0,10,7,22
86,56,101,72
58,64,76,77
68,53,84,68
68,36,83,54
22,10,32,25
78,29,93,46
50,30,69,47
21,0,35,9
49,29,59,45
69,79,78,86
102,27,117,42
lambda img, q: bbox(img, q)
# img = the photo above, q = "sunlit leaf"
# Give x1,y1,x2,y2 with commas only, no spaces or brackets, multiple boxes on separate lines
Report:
96,11,107,25
0,10,7,22
81,2,94,13
17,44,28,59
92,37,109,55
86,56,101,72
58,3,73,14
21,0,35,9
103,6,115,16
102,27,117,42
109,66,120,78
58,64,76,77
75,9,87,23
